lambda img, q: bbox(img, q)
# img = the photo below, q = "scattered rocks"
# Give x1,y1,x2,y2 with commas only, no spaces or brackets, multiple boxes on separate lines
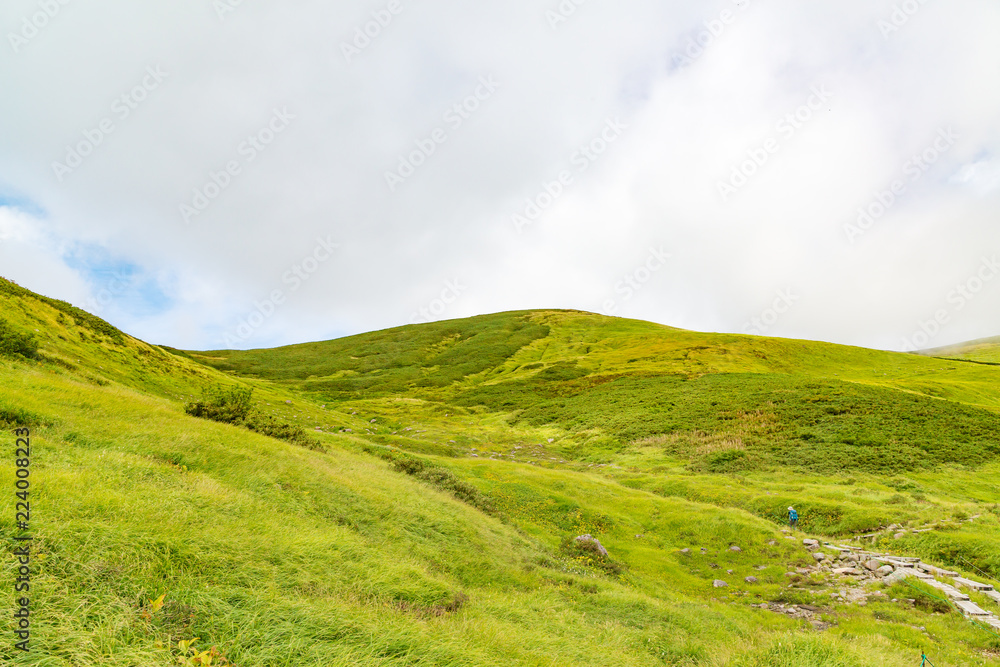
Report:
863,560,880,572
713,580,728,588
876,565,894,577
803,539,820,547
833,567,863,576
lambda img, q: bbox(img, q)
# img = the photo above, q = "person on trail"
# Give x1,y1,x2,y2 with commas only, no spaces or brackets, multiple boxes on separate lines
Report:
788,506,798,529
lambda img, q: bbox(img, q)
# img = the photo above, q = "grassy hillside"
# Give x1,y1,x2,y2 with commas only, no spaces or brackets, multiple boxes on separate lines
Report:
923,335,1000,365
2,282,1000,664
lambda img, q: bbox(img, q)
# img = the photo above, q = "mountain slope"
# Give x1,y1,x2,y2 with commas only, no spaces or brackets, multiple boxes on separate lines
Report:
2,281,1000,665
922,335,1000,365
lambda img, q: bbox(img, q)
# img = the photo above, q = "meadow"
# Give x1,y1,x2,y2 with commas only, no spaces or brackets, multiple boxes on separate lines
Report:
2,280,999,665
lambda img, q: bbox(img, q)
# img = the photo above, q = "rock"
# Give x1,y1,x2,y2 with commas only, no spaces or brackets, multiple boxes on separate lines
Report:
285,400,292,404
893,532,906,539
803,539,820,547
883,569,915,585
680,548,691,554
713,580,728,588
784,572,798,577
574,534,609,557
755,565,767,570
863,560,880,572
833,567,862,576
727,569,734,574
767,540,777,546
745,576,758,584
876,565,894,577
729,546,742,553
813,553,826,562
856,600,867,607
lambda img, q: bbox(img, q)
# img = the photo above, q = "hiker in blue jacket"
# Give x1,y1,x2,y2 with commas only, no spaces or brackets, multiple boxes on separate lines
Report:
788,506,798,529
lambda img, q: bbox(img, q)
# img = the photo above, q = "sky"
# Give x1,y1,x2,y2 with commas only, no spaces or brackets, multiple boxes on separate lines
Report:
1,0,998,352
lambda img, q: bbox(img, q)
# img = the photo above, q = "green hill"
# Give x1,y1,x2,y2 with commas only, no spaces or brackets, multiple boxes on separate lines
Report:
2,281,1000,665
922,335,1000,365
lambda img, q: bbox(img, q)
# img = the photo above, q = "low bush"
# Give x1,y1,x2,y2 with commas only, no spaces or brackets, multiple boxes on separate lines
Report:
185,385,320,450
0,317,39,360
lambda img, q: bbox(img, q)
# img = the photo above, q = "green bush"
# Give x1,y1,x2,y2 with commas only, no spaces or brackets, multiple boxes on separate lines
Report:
0,317,39,359
379,450,497,515
185,385,253,424
185,385,320,450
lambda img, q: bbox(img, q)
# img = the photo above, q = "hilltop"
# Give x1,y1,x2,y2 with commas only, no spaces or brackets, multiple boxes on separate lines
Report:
1,280,999,665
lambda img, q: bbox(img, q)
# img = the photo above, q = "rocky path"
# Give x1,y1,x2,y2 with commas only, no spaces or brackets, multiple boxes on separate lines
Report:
795,537,1000,631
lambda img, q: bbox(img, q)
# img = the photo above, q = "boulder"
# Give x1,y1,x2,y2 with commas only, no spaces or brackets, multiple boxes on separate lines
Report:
893,532,906,539
833,567,862,576
813,553,826,562
744,576,759,584
863,560,880,572
713,580,728,588
802,539,820,547
876,565,894,577
574,534,609,557
729,546,742,553
883,569,915,586
680,548,691,554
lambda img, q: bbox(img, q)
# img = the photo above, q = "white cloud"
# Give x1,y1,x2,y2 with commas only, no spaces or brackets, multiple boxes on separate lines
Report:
1,0,999,351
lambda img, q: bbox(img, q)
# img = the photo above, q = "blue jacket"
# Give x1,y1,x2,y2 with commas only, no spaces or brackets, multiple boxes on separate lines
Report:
789,509,798,521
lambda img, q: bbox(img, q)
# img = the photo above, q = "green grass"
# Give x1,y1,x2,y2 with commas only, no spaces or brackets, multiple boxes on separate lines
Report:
2,281,1000,664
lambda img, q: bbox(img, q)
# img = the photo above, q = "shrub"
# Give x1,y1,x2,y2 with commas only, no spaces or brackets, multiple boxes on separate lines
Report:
0,317,39,360
185,385,321,450
184,385,253,424
379,450,497,515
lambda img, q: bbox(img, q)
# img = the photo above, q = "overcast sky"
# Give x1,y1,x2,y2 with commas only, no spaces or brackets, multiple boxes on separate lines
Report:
1,0,998,352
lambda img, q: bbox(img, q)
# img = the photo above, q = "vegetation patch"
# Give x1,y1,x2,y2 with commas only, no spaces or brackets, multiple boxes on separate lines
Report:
0,316,39,360
185,384,322,450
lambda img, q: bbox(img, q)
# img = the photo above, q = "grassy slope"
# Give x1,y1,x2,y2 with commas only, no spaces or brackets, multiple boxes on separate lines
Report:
922,335,1000,365
1,286,999,664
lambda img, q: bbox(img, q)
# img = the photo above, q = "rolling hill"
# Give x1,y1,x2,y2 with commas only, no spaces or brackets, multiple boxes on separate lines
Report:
2,278,999,665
